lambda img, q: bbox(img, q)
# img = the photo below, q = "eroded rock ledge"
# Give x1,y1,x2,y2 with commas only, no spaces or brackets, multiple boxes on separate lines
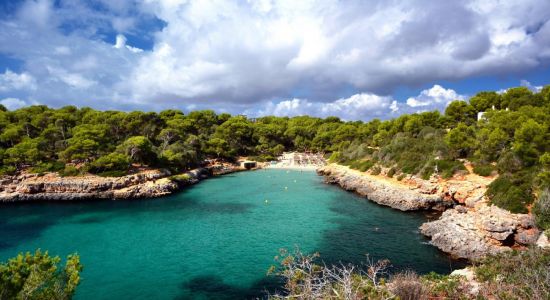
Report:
0,167,225,202
317,164,453,211
420,204,540,260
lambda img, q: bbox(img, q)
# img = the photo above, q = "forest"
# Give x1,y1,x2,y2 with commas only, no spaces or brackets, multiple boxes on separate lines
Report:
0,85,549,219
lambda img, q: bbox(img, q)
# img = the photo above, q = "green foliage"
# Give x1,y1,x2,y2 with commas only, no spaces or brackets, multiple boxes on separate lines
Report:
90,152,130,174
370,165,381,175
169,174,192,184
31,161,66,174
473,163,495,176
475,247,550,299
487,172,534,213
59,165,80,177
534,189,550,230
0,249,82,300
387,167,396,178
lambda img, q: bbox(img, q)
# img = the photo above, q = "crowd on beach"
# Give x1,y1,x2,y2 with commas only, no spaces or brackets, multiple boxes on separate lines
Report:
267,152,326,169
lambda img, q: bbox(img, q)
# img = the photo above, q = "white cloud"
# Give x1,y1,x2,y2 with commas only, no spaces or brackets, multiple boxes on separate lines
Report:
406,85,465,109
114,34,143,53
0,0,549,115
0,97,29,110
0,70,36,91
256,93,394,121
520,79,543,92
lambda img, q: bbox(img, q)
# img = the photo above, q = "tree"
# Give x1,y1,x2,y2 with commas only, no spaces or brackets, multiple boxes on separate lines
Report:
513,119,547,166
0,249,82,300
445,123,476,158
444,100,476,126
90,152,130,173
469,91,501,112
117,136,155,164
4,138,44,167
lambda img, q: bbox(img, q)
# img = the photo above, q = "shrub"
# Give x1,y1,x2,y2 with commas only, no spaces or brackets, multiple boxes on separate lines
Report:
475,247,550,299
397,174,406,181
31,161,65,174
0,165,16,175
435,159,466,179
387,167,396,178
487,171,534,213
371,166,381,175
59,165,80,177
90,152,130,174
473,164,495,176
169,174,192,184
534,189,550,230
389,271,428,300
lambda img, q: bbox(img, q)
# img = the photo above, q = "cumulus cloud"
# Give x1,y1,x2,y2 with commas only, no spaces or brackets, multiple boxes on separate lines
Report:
0,0,549,116
0,97,30,110
406,85,465,109
0,70,36,91
256,93,395,121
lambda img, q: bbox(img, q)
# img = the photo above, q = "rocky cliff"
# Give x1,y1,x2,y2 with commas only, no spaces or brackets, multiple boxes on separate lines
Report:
317,163,545,260
0,167,223,202
420,204,540,260
317,164,453,211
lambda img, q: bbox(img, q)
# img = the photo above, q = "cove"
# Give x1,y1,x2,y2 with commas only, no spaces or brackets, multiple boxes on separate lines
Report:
0,169,463,299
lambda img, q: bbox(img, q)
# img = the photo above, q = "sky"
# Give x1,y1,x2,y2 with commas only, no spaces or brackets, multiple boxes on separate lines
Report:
0,0,549,121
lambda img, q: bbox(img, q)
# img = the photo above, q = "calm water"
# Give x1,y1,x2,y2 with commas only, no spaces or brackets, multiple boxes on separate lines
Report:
0,169,462,299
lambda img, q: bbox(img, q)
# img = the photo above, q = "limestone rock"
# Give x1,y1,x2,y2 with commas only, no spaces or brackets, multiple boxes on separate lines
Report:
420,204,538,260
317,165,452,211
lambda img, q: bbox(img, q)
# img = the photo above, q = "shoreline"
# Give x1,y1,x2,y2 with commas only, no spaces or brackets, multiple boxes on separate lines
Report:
0,164,248,203
317,163,545,260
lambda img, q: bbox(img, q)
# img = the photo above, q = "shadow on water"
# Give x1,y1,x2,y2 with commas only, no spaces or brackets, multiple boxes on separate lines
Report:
175,274,282,300
314,185,467,274
0,187,255,252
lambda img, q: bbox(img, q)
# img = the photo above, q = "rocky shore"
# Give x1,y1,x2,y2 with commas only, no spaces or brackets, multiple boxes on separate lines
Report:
0,165,240,202
317,163,547,260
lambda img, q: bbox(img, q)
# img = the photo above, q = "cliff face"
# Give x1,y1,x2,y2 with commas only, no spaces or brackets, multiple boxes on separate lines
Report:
420,204,539,260
0,170,179,201
0,167,224,202
317,163,544,260
317,164,453,211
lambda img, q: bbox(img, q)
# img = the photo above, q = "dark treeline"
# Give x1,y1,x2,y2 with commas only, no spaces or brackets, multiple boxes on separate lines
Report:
0,85,549,217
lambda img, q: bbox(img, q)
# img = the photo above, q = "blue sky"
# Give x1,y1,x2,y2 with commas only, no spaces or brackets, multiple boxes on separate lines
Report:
0,0,549,121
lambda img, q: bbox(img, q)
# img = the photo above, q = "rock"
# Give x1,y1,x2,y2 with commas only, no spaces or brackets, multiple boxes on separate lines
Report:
420,204,538,260
317,165,452,211
515,228,540,245
0,167,233,202
537,232,550,248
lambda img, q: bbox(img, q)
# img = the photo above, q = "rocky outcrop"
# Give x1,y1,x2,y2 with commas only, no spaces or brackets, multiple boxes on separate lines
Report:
317,164,453,211
0,166,231,202
420,204,540,260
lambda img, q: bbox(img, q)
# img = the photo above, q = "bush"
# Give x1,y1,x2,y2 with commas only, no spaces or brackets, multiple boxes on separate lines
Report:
487,172,534,213
387,167,396,178
31,161,65,174
90,152,130,174
371,165,381,175
473,164,495,176
475,247,550,299
389,271,428,300
534,189,550,230
0,165,16,175
169,174,193,184
59,165,80,177
397,173,406,181
435,159,466,179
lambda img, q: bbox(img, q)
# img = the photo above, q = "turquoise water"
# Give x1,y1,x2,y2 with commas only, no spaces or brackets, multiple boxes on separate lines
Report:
0,169,462,299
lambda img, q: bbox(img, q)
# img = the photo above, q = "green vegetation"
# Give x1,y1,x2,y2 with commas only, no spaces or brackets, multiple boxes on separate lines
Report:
0,250,82,300
0,84,549,214
269,247,550,299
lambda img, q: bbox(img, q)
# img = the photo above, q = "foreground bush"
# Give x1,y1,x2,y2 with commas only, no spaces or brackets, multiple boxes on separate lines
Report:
534,189,550,230
0,250,82,300
268,247,550,300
